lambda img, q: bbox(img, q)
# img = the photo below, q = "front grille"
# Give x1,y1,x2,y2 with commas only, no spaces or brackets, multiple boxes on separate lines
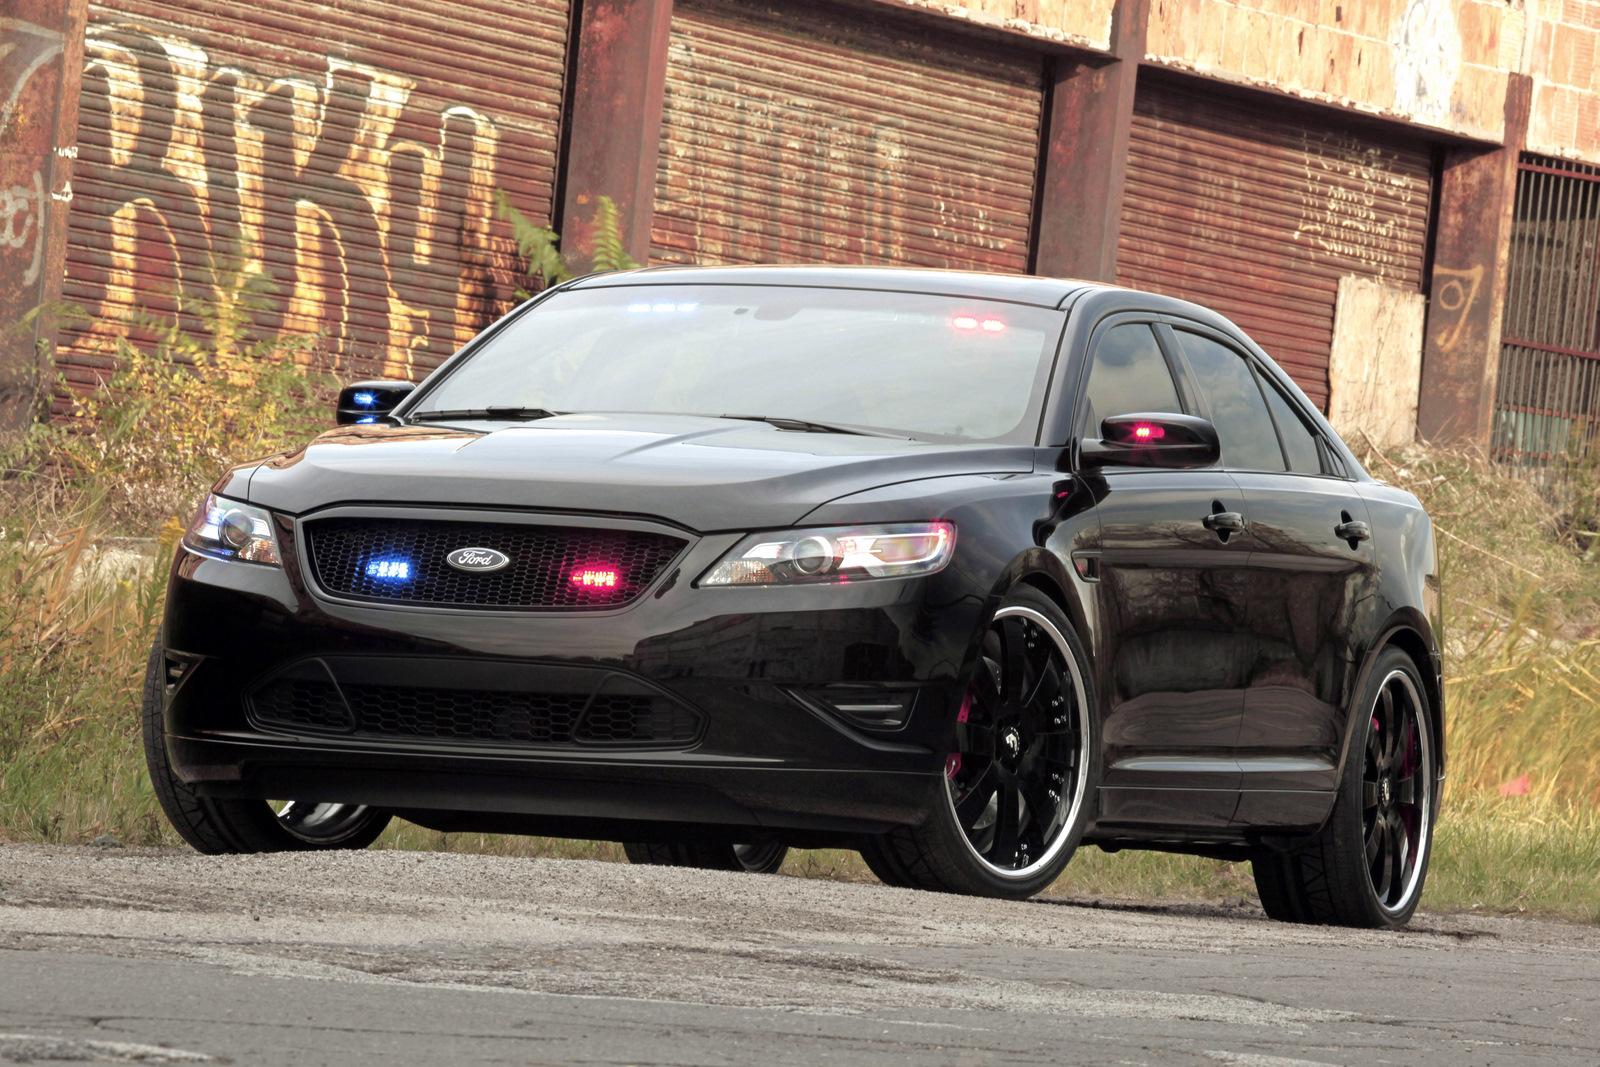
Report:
303,517,686,610
248,660,704,749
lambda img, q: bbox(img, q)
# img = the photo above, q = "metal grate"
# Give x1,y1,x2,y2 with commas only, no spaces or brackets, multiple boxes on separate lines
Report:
250,677,701,748
304,517,686,610
1492,155,1600,479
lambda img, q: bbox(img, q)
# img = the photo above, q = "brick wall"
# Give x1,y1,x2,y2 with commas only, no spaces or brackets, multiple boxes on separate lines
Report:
1525,0,1600,161
879,0,1599,164
867,0,1117,51
1143,0,1516,142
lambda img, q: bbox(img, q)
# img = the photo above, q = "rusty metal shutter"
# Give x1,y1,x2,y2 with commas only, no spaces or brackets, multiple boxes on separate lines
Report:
653,0,1043,272
61,0,569,400
1118,79,1433,408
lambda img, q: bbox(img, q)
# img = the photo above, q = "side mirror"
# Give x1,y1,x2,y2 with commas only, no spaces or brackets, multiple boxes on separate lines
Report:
1079,412,1221,470
336,380,415,425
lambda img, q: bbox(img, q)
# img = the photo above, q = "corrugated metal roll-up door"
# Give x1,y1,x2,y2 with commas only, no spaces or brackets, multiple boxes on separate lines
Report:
1118,79,1433,408
61,0,569,398
653,0,1044,272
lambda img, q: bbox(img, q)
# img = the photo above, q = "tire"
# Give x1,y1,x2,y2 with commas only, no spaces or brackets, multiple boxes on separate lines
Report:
859,585,1099,899
622,840,789,874
142,642,391,854
1251,647,1437,928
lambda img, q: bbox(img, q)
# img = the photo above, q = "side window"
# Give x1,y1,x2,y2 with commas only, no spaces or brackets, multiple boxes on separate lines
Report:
1258,375,1325,475
1080,324,1183,434
1172,331,1285,472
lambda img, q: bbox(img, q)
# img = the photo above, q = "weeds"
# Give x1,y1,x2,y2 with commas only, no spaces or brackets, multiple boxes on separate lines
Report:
0,514,171,843
4,258,333,532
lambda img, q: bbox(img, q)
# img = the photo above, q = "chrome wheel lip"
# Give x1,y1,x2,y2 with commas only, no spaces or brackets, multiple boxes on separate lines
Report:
944,605,1090,881
273,801,374,845
1364,669,1433,916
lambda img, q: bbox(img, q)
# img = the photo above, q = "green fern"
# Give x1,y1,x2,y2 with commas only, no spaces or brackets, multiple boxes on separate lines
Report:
494,191,637,297
590,195,640,273
495,190,571,298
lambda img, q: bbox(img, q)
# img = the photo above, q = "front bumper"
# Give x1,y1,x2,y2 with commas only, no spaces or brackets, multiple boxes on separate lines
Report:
157,515,989,838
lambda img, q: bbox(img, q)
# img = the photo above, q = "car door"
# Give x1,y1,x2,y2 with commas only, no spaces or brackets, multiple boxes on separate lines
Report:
1163,324,1379,828
1076,316,1249,832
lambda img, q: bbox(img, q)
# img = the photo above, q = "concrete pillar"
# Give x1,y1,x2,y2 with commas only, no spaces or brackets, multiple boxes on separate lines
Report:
558,0,674,273
1032,0,1150,282
1416,74,1534,445
0,0,86,433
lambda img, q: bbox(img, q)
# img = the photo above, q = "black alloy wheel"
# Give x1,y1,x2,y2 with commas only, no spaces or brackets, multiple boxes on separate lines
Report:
1361,670,1433,912
1252,647,1436,927
946,606,1086,875
861,586,1096,898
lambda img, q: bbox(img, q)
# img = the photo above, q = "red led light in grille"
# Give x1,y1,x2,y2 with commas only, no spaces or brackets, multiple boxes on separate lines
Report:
570,566,620,589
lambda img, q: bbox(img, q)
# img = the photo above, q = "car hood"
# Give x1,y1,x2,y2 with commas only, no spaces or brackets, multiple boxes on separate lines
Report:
235,413,1035,531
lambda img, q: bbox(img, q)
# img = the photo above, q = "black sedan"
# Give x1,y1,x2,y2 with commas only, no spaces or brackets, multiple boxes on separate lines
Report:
145,266,1442,928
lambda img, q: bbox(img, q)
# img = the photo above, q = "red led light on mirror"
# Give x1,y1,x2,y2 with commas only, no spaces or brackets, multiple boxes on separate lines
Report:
1131,423,1165,441
570,567,620,589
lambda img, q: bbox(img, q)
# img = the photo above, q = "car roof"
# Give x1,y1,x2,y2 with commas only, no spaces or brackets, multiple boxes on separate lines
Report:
565,264,1103,308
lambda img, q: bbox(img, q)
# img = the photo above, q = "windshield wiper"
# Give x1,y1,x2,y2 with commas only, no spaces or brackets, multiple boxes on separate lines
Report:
717,414,900,437
408,406,560,423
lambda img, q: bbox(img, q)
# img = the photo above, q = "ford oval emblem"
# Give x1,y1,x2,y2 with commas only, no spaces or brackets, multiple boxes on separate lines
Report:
446,547,510,573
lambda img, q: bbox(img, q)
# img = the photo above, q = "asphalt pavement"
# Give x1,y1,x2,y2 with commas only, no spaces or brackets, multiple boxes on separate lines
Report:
0,844,1595,1065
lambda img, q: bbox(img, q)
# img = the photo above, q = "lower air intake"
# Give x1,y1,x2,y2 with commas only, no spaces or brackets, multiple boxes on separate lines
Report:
248,660,703,749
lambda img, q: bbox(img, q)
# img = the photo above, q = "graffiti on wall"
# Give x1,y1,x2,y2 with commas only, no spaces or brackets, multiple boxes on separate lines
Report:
66,24,514,381
1392,0,1461,132
1430,263,1484,353
1,19,65,292
1,16,70,425
1293,131,1424,283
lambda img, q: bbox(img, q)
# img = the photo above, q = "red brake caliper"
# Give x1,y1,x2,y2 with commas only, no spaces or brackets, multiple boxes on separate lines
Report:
946,690,973,779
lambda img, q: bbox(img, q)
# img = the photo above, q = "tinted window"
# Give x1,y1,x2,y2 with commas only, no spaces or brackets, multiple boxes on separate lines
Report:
1174,332,1285,471
412,285,1063,443
1260,375,1324,475
1081,324,1183,433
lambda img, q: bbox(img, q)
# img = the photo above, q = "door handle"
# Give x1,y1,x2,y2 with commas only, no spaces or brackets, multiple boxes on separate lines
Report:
1202,511,1247,533
1335,519,1371,545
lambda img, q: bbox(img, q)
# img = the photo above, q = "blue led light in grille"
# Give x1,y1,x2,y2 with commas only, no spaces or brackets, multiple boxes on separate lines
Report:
364,558,412,581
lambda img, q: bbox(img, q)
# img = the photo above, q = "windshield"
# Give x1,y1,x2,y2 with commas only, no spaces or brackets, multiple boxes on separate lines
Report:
410,284,1064,442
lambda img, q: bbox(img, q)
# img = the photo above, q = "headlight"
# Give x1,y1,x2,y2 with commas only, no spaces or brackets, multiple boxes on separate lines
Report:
699,522,955,586
181,494,282,566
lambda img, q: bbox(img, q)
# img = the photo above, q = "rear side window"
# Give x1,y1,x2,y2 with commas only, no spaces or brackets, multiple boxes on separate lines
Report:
1259,375,1324,475
1173,331,1284,472
1080,324,1183,433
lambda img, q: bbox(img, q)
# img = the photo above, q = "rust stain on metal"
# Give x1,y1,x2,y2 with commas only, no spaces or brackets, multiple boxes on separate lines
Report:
1420,74,1532,447
652,0,1043,273
1490,155,1600,464
60,0,570,400
1117,78,1432,408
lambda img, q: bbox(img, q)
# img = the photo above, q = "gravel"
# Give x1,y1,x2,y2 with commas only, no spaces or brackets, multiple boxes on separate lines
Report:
1,844,1597,1064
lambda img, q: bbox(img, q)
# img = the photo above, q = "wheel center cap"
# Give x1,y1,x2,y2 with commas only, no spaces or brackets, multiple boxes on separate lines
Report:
1379,776,1394,809
1001,727,1022,762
